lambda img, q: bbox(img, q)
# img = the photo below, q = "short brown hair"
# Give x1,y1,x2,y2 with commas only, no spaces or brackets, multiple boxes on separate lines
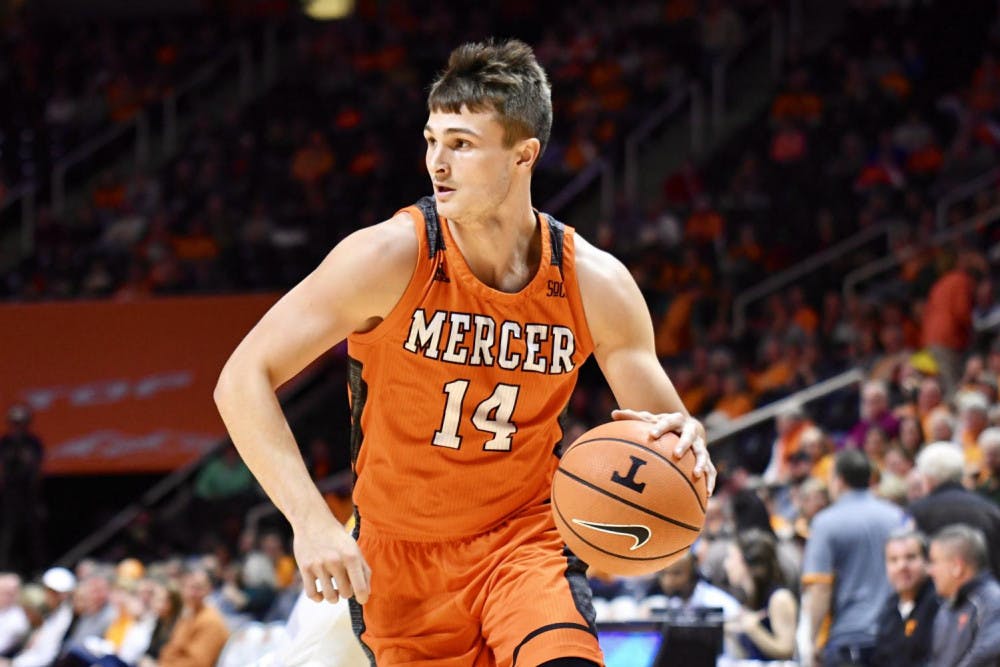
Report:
428,39,552,159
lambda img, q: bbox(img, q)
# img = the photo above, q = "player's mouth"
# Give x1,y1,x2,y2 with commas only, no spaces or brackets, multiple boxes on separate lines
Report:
435,184,456,200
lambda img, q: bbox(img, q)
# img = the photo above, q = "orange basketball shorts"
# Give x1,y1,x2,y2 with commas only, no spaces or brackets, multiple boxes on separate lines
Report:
349,503,604,666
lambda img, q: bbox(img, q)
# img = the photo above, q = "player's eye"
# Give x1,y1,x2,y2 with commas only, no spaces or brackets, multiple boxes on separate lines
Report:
425,136,436,146
454,139,470,149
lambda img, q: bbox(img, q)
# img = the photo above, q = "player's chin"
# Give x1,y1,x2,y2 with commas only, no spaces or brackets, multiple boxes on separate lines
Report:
433,194,462,217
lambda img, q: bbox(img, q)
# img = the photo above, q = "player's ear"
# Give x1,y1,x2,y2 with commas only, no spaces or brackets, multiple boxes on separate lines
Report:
515,138,541,170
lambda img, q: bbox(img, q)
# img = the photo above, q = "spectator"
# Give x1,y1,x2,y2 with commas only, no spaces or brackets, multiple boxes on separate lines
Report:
912,376,947,442
928,525,1000,666
845,380,900,450
800,450,905,667
140,569,228,667
0,405,45,574
642,551,741,620
56,579,156,667
922,251,986,393
192,447,253,503
0,575,28,656
762,402,814,485
723,529,797,661
60,574,114,657
258,533,296,590
909,442,1000,577
0,567,75,667
956,390,991,474
871,529,940,667
143,580,182,662
976,427,1000,505
792,477,830,540
897,414,926,459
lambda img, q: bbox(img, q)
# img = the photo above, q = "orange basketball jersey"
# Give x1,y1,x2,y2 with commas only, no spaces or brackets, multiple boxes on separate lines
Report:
347,197,595,540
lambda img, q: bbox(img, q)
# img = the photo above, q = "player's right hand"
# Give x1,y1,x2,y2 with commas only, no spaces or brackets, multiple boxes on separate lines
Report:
292,516,371,605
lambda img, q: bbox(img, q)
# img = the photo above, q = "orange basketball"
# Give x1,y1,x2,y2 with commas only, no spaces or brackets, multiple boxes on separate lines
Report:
552,419,707,576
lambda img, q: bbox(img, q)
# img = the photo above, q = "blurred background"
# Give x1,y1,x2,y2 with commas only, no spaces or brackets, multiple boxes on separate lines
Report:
1,0,1000,664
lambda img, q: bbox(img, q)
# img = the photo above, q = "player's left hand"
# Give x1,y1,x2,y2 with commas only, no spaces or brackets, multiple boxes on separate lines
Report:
611,409,716,495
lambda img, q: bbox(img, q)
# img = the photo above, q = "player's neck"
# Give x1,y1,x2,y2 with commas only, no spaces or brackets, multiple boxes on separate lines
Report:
447,198,541,293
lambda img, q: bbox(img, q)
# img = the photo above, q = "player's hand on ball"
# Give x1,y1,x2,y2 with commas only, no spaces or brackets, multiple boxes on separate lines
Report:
611,409,716,495
293,516,371,605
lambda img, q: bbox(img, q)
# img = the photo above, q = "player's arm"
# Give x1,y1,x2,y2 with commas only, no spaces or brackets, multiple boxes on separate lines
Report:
575,238,716,493
213,213,417,605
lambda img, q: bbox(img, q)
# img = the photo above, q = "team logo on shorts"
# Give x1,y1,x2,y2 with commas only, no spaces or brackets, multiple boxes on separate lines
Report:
572,519,652,551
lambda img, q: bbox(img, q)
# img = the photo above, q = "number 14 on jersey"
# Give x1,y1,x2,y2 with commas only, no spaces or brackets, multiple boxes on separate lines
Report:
433,380,520,451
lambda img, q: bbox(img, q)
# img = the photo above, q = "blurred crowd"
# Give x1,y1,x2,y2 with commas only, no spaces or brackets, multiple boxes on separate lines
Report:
2,0,765,301
0,535,300,667
0,13,261,194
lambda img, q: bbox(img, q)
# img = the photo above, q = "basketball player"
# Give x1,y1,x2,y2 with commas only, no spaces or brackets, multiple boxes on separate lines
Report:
215,39,716,666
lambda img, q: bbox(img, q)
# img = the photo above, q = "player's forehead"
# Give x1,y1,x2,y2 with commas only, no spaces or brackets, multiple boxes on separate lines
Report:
424,106,504,138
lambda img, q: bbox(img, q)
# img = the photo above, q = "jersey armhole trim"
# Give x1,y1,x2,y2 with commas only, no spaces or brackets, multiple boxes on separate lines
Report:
556,224,596,358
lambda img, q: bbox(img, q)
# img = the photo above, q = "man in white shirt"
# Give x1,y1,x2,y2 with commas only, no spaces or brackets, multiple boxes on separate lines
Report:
0,568,75,667
0,575,29,656
645,552,741,619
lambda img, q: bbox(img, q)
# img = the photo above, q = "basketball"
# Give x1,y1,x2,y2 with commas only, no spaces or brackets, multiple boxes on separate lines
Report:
552,419,708,576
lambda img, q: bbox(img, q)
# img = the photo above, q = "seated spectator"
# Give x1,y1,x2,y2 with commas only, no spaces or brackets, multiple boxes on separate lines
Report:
872,529,940,667
0,568,75,667
214,553,276,624
56,579,156,667
258,533,297,591
709,371,754,422
976,427,1000,505
845,380,900,449
762,403,813,485
869,323,913,383
897,414,926,459
0,575,28,657
140,568,228,667
61,573,114,656
792,477,830,541
928,525,1000,666
2,586,46,660
723,529,797,660
910,442,1000,577
928,409,957,443
136,580,182,664
955,390,990,473
642,551,741,619
863,425,891,472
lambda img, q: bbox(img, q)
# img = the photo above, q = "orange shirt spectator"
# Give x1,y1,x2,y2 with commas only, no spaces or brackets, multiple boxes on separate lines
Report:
922,262,979,352
750,359,794,395
93,175,126,213
291,133,335,186
793,306,819,336
684,199,724,246
172,223,220,263
771,91,823,125
714,371,754,420
769,124,807,163
655,290,697,357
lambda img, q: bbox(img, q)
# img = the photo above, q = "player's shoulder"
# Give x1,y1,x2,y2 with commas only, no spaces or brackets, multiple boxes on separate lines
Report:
329,210,419,276
572,233,638,301
573,233,628,281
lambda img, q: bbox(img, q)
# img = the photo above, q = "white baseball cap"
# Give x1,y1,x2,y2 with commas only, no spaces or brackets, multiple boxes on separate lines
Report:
41,567,76,594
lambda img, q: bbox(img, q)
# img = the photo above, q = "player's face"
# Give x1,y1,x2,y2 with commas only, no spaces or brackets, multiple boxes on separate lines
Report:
885,538,926,597
424,107,518,222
